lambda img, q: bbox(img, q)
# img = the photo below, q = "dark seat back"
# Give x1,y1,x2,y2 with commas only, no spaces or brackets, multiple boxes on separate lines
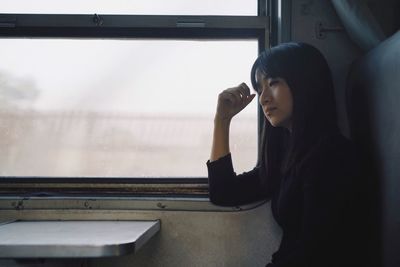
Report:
347,31,400,267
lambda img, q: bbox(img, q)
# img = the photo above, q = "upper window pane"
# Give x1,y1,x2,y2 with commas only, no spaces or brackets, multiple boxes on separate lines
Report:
0,0,257,15
0,39,258,178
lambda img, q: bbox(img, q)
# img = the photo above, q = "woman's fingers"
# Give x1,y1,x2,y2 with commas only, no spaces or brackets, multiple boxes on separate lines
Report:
244,93,256,106
228,89,243,104
236,83,255,108
216,83,255,120
219,90,238,105
225,83,251,104
238,83,251,98
220,89,240,105
221,91,237,104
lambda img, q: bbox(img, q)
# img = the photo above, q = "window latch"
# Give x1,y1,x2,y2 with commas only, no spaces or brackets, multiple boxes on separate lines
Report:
93,14,104,26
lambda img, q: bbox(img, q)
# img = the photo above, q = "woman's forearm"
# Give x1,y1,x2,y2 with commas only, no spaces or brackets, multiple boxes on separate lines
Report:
210,83,255,162
210,117,231,162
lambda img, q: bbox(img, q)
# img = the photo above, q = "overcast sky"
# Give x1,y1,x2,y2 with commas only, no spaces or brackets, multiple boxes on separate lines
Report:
0,1,259,116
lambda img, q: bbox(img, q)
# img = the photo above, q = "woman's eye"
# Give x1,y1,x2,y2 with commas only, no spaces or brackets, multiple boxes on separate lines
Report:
269,80,279,87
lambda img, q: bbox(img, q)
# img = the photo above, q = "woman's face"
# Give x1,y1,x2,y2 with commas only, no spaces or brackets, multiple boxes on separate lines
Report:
256,71,293,130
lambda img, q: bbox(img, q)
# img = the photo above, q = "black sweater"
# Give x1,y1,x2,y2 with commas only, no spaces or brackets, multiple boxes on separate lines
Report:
207,134,366,267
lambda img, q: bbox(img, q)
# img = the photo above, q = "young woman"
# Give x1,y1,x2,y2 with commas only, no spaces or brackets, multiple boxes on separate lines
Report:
207,43,365,267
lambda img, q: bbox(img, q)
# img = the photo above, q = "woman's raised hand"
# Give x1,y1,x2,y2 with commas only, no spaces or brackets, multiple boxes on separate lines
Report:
215,83,256,121
210,83,256,161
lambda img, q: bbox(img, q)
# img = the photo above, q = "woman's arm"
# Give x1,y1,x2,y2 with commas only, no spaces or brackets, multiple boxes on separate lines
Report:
210,82,255,162
208,83,267,206
207,154,267,206
210,117,231,162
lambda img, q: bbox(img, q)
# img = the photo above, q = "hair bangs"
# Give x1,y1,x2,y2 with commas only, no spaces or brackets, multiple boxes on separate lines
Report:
250,49,291,94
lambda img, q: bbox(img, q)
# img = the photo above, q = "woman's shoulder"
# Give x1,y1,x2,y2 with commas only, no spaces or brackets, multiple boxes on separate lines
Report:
300,133,359,179
313,133,356,159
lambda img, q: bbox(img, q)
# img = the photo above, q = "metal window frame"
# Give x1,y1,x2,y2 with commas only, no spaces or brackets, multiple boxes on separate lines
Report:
0,1,269,199
0,14,268,42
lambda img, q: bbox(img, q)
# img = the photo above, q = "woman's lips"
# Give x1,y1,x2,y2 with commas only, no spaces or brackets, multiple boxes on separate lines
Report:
264,107,277,116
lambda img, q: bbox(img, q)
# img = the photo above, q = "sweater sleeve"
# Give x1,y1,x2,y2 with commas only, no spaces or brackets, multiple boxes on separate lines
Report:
207,153,270,206
272,136,360,267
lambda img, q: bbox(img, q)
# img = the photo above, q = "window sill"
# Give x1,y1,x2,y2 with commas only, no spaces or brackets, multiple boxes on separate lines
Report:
0,196,266,212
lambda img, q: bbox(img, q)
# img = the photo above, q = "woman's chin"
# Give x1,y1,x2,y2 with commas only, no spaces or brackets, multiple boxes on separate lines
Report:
267,118,280,127
267,118,291,130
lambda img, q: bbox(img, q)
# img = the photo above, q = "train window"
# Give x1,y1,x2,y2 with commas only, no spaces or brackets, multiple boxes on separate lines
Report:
0,2,268,196
0,39,257,178
0,0,257,16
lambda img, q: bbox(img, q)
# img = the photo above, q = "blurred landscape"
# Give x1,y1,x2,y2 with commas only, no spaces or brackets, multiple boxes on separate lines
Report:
0,110,257,177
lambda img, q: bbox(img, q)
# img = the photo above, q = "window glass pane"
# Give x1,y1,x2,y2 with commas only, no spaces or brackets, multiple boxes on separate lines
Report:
0,39,258,177
0,0,257,15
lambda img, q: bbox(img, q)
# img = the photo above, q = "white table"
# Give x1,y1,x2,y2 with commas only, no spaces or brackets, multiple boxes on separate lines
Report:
0,220,160,258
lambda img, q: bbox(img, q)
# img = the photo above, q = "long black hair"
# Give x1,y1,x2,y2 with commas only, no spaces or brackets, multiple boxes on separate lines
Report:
251,42,339,186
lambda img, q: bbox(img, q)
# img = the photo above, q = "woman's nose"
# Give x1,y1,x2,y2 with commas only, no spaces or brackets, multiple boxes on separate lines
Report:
259,87,271,105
